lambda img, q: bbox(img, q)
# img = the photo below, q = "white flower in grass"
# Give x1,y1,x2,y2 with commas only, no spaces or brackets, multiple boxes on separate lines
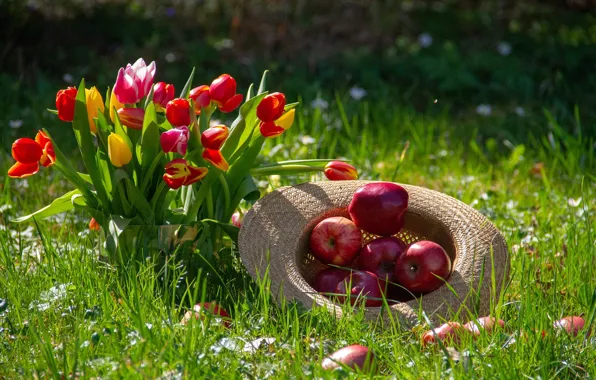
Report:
418,33,433,48
9,120,23,129
497,42,512,56
476,104,492,116
567,197,582,207
63,73,74,83
349,86,367,100
165,52,177,63
514,107,526,117
299,135,316,145
311,98,328,109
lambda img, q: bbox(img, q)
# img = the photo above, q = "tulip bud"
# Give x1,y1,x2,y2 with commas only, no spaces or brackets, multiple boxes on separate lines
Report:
55,87,77,122
153,82,175,109
166,98,191,127
85,87,105,134
160,126,189,156
107,133,132,167
11,138,43,164
208,74,243,113
35,131,55,168
231,211,243,228
109,90,124,123
257,92,286,122
201,125,229,150
324,161,358,181
189,85,211,114
202,149,229,171
89,218,100,231
117,108,145,130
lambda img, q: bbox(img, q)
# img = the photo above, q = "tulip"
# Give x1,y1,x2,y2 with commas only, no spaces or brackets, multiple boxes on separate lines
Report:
231,211,243,228
259,108,295,138
202,149,229,171
109,90,124,123
89,218,100,231
189,85,211,114
35,131,56,168
208,74,243,113
324,161,358,181
153,82,175,110
163,158,208,189
201,125,229,150
117,108,145,130
113,58,156,104
8,161,39,178
55,87,77,122
85,87,105,134
107,133,132,167
160,126,189,156
166,98,191,127
256,92,286,122
11,138,43,164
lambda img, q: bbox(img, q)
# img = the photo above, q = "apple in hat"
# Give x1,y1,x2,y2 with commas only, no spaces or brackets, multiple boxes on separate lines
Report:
357,236,407,282
348,182,408,236
309,216,362,266
394,240,451,293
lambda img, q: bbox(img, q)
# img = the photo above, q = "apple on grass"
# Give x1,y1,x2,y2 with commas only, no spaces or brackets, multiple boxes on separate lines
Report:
309,216,362,266
394,240,451,293
357,236,407,283
335,271,386,307
348,182,409,236
421,322,466,346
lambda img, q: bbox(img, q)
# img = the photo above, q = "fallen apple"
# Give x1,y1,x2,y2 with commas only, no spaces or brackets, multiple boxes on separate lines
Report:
553,316,589,337
464,316,506,337
357,236,407,282
321,344,375,372
309,216,362,266
313,267,351,296
180,302,231,328
348,182,408,236
335,271,385,307
421,322,466,346
394,240,451,293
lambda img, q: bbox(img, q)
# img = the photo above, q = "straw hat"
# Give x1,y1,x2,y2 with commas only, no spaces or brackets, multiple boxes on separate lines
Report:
238,181,509,327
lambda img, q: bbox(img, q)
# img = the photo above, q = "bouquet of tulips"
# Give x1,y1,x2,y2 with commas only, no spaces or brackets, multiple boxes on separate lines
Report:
8,58,358,264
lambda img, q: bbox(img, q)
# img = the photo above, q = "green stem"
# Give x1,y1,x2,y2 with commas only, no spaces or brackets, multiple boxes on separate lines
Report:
140,151,165,194
218,173,231,218
199,106,213,134
250,165,325,176
206,188,214,220
182,175,216,224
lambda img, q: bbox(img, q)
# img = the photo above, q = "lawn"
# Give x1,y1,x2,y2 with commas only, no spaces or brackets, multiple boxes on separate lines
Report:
1,1,596,378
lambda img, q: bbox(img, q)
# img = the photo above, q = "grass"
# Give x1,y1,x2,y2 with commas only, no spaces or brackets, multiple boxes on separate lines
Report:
1,93,595,378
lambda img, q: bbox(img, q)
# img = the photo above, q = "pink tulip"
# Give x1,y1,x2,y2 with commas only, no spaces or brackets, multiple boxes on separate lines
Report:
231,211,243,228
160,126,189,156
153,82,175,109
113,58,156,104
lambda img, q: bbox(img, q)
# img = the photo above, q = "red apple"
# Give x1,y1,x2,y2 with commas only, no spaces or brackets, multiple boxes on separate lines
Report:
464,316,506,337
313,268,351,296
309,216,362,265
394,241,451,293
421,322,466,347
348,182,408,236
357,236,407,282
553,316,588,337
335,271,385,307
322,344,375,372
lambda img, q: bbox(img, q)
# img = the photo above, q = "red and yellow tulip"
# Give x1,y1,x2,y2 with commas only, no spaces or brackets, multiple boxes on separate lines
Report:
324,161,358,180
8,131,55,178
163,159,209,189
202,149,229,171
201,125,229,150
56,87,77,122
117,108,145,130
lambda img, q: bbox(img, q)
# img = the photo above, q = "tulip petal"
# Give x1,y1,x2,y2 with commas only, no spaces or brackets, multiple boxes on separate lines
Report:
324,161,358,180
12,138,43,164
201,125,229,150
202,149,229,171
259,121,285,138
218,93,243,113
166,98,191,127
276,109,295,131
256,92,286,122
108,133,133,167
184,165,209,186
114,67,140,104
8,161,39,178
117,108,145,130
160,126,189,155
209,74,236,104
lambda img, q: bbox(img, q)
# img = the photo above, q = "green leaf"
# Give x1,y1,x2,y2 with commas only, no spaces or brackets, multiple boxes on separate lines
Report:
105,216,132,257
250,164,325,176
47,109,58,115
95,112,112,153
246,83,254,101
72,79,110,211
125,178,154,224
140,103,160,174
201,219,240,244
144,85,155,109
78,172,92,184
257,70,269,95
96,149,113,196
180,67,196,98
221,93,267,162
11,190,81,223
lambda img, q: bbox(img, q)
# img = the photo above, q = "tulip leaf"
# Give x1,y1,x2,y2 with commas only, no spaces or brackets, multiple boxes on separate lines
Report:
72,79,111,213
78,172,92,184
11,189,81,223
284,102,299,111
226,135,266,196
140,103,160,175
257,70,269,95
105,216,132,258
250,164,324,176
180,67,195,99
201,219,240,245
125,178,154,225
46,109,58,115
221,93,267,163
246,83,254,101
96,149,113,197
95,112,112,153
144,87,155,110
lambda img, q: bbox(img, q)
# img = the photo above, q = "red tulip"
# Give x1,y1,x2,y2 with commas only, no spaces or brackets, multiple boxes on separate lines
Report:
189,85,211,114
55,87,77,122
35,131,56,168
163,158,208,189
89,218,100,231
208,74,243,113
153,82,175,109
324,161,358,181
202,149,229,171
166,98,191,127
259,109,296,138
231,211,243,228
12,138,43,164
117,108,145,130
201,125,229,150
257,92,286,122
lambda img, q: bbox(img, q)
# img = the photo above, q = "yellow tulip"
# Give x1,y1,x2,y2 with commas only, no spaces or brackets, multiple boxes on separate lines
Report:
109,89,124,123
277,108,295,131
108,133,132,167
85,87,105,134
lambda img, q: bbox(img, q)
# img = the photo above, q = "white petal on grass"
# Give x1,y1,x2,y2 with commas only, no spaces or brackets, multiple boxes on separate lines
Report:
299,135,316,145
476,104,492,116
418,33,433,48
514,106,526,117
165,52,177,63
63,73,74,83
349,86,367,100
497,42,512,56
242,337,276,354
311,98,329,109
567,197,582,207
9,120,23,129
